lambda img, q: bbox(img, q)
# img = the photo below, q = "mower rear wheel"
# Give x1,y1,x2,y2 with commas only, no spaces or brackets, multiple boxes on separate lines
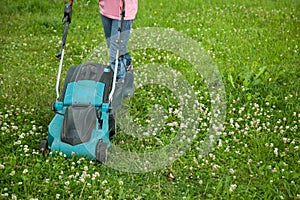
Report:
96,140,108,163
39,140,49,154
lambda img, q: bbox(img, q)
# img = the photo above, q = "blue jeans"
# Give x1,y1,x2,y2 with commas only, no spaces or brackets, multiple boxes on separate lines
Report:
101,14,133,81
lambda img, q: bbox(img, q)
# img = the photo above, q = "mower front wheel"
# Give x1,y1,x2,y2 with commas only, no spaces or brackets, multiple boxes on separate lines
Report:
39,140,49,154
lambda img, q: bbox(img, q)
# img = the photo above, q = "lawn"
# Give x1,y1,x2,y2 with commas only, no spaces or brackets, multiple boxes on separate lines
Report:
0,0,299,199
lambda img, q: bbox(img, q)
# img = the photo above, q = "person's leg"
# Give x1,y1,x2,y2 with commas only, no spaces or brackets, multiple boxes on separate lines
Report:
120,20,133,59
109,19,134,113
100,14,112,48
120,20,134,96
109,19,133,82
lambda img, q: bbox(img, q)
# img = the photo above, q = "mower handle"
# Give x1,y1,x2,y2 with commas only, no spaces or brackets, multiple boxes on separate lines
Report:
56,3,72,58
55,2,73,100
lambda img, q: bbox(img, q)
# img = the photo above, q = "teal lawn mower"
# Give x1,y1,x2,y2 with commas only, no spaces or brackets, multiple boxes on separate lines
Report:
40,0,127,163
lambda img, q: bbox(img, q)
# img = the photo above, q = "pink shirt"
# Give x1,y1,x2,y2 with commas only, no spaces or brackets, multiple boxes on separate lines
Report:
99,0,138,20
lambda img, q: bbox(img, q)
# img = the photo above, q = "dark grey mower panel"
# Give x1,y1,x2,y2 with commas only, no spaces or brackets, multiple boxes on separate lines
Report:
61,104,97,146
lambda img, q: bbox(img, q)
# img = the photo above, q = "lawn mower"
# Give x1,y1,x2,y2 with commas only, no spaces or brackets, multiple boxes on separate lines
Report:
40,0,127,163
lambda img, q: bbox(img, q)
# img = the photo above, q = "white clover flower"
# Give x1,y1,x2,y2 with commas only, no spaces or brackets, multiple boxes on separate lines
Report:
229,184,237,192
65,181,70,186
212,164,220,171
12,194,17,200
1,193,8,197
225,146,230,152
167,122,178,127
274,148,278,157
24,145,29,153
104,189,110,196
23,169,28,174
79,178,85,183
94,172,100,177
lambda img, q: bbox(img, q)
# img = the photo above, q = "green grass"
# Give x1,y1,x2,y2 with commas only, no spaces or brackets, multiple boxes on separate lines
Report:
1,0,299,199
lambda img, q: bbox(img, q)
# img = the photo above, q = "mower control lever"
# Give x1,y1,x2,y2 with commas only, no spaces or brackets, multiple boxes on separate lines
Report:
63,4,72,24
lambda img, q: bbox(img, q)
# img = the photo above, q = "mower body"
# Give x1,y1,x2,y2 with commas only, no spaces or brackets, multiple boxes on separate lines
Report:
46,63,114,162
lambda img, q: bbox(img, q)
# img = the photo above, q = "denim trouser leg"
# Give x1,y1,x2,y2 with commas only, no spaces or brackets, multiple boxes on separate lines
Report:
100,14,133,81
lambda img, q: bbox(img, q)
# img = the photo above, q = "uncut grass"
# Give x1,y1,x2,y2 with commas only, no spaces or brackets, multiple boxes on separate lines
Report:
1,0,299,199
